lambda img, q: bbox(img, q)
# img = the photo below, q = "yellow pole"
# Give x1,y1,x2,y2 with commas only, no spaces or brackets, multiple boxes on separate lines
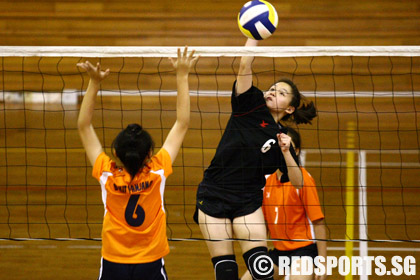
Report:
345,121,355,280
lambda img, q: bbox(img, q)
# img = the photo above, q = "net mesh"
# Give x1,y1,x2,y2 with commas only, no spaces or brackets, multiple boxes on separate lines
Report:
0,46,419,243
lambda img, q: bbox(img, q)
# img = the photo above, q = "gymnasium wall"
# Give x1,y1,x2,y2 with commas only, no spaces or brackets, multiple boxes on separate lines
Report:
0,0,419,46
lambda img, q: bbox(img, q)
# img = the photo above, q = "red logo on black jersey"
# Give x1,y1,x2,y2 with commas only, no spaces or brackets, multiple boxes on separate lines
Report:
260,120,269,128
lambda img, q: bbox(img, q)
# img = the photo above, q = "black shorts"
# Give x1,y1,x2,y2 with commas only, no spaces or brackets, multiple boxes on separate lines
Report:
195,183,263,222
98,257,168,280
268,243,319,267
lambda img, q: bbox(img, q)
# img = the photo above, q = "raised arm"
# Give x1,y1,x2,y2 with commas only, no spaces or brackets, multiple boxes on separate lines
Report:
277,132,304,189
236,38,258,95
162,47,199,163
77,61,110,166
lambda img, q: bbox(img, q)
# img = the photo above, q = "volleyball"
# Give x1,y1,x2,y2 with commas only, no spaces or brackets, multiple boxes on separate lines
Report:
237,0,279,40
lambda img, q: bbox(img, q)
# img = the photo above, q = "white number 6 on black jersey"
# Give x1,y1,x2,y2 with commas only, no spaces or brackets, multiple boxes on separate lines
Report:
261,139,276,153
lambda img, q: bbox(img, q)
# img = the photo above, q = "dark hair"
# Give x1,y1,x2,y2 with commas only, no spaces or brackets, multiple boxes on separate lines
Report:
273,78,317,124
111,124,155,180
286,127,301,152
287,127,301,166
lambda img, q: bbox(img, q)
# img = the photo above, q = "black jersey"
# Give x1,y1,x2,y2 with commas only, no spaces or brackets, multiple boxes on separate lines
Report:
200,82,299,193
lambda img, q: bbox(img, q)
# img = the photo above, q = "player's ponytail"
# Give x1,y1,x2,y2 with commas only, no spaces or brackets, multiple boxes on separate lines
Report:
277,78,317,124
292,98,317,125
124,151,143,180
112,123,155,180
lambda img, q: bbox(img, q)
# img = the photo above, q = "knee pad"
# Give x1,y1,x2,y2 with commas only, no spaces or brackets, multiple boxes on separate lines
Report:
243,247,274,280
212,255,238,280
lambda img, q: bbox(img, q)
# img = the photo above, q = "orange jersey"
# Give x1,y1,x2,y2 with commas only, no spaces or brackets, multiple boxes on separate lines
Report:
92,148,172,264
263,168,324,251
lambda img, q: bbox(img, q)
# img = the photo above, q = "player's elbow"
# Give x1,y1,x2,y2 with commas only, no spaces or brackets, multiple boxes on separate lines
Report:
177,120,189,131
77,117,91,133
176,112,190,127
77,118,86,130
238,63,252,74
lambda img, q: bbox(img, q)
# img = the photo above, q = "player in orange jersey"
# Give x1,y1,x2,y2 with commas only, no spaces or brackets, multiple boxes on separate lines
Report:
242,127,327,280
77,47,198,280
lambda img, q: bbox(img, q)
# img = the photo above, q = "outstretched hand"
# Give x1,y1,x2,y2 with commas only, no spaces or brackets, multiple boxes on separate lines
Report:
169,46,199,75
77,61,110,83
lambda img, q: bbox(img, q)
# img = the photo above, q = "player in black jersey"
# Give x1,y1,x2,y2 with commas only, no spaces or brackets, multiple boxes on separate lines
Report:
195,39,317,280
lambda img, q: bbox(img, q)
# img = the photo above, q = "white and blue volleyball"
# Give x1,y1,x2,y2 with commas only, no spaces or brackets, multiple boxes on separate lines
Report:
238,0,278,40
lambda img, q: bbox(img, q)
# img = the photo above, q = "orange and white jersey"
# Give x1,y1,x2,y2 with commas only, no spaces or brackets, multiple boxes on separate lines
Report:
263,168,324,251
92,148,172,264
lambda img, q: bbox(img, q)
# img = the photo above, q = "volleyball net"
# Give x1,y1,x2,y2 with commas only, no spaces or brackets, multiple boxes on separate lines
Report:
0,46,419,244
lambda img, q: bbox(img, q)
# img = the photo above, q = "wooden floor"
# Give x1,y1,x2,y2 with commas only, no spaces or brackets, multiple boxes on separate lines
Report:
0,240,419,279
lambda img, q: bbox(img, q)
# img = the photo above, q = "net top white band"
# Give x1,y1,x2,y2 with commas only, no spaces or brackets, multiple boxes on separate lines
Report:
1,46,420,57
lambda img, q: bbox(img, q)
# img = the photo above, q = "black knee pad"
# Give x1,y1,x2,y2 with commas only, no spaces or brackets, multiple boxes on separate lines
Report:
212,255,238,280
243,247,274,280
